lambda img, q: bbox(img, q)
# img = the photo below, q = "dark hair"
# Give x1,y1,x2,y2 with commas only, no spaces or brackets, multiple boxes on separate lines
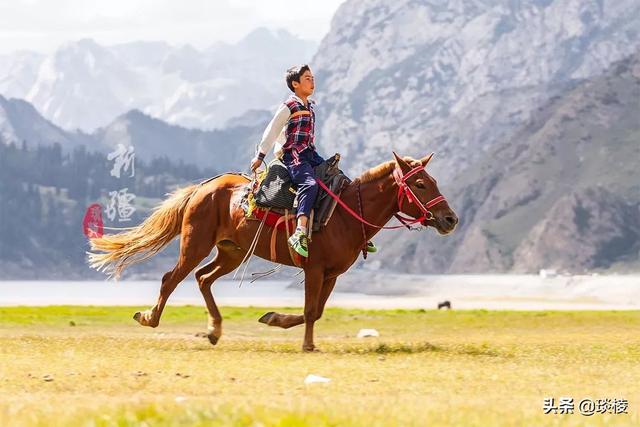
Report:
285,64,311,92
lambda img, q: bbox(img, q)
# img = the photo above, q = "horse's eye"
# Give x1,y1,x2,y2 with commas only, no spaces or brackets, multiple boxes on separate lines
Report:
415,181,425,189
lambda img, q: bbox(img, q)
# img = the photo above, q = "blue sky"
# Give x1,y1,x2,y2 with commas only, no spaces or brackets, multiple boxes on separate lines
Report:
0,0,346,53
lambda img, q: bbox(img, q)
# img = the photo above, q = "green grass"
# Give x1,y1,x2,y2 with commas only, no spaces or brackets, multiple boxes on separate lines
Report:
0,307,638,426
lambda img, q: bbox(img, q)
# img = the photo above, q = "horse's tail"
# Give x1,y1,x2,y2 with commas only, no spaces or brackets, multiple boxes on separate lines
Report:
87,184,200,278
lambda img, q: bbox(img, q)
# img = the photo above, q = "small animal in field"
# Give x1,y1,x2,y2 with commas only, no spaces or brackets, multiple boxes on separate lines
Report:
438,301,452,310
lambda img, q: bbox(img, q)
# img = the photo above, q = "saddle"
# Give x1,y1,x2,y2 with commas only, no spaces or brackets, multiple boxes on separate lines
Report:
251,153,350,232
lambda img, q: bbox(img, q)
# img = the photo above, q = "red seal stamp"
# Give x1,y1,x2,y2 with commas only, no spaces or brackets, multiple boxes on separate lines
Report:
83,203,104,238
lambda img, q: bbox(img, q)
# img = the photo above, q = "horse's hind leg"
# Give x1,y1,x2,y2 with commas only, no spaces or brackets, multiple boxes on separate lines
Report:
258,312,304,329
134,223,215,328
258,277,336,329
195,240,245,346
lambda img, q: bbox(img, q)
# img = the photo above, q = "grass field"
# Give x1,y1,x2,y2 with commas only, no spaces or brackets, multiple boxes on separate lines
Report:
0,306,638,426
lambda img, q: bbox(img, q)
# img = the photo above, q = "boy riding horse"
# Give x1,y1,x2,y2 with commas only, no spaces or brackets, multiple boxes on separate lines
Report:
251,64,377,257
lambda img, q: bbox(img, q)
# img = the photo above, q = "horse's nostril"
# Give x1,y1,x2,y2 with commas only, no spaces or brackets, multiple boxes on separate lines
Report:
445,215,457,226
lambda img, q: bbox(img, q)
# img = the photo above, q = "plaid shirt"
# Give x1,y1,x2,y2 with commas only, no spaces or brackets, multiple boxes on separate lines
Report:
256,95,316,161
282,95,315,154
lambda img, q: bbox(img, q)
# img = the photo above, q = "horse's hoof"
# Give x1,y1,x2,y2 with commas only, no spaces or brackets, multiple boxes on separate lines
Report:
302,345,319,353
258,312,275,325
133,311,158,327
207,334,219,346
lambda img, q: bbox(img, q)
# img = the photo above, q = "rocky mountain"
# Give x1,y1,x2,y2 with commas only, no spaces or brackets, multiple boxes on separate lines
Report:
0,93,269,172
0,98,276,280
512,188,640,272
306,0,640,274
372,51,640,274
93,108,270,171
0,29,316,131
0,51,43,96
2,54,638,277
2,1,639,278
0,92,275,280
0,95,92,150
313,0,640,180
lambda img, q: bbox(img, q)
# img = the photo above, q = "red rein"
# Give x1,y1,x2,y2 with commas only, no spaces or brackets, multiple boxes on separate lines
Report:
316,165,446,230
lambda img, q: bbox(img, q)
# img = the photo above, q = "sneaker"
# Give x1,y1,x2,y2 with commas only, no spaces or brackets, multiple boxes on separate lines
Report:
366,241,378,253
288,229,309,257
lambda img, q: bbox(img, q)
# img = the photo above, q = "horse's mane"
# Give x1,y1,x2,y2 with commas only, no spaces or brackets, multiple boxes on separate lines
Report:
359,161,395,183
358,157,421,184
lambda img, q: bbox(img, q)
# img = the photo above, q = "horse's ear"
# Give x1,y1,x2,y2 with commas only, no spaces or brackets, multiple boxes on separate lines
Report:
392,151,411,173
420,153,434,167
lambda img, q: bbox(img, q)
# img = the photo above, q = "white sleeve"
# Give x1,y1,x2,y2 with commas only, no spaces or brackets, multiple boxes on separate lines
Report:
256,103,289,157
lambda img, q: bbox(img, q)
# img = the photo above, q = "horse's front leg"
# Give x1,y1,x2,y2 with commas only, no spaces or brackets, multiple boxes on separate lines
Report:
302,268,324,352
316,276,337,319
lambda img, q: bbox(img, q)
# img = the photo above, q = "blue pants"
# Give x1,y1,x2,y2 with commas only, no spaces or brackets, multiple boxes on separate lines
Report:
282,148,325,218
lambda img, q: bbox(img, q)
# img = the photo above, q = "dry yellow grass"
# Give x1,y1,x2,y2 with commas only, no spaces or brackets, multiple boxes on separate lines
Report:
0,306,638,426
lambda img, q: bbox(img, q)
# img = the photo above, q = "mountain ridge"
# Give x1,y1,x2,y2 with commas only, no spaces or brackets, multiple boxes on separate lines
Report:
373,49,640,273
313,0,640,180
0,29,316,132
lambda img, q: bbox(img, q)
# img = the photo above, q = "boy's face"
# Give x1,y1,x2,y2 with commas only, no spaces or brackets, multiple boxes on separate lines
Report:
293,70,315,97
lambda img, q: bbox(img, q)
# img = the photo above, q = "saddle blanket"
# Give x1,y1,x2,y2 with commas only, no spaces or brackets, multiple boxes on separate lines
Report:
252,207,296,231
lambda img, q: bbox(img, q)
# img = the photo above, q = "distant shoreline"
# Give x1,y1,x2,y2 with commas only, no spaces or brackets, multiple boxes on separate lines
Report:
1,274,638,310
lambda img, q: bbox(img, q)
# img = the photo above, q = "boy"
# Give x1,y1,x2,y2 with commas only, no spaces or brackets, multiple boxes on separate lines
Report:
251,64,376,258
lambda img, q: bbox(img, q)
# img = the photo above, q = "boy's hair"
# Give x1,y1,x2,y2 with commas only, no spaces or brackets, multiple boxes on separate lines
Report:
285,64,311,92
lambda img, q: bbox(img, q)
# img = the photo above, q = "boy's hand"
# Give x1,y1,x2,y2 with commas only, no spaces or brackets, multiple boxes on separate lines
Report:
250,157,263,172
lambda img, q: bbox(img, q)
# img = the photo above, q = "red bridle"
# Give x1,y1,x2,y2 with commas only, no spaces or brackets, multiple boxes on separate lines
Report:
392,164,447,226
315,163,447,230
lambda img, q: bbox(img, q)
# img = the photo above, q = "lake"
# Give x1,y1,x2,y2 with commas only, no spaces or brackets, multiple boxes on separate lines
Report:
1,274,638,310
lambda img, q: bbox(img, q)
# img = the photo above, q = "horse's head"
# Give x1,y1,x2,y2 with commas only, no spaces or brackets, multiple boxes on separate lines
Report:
392,152,458,235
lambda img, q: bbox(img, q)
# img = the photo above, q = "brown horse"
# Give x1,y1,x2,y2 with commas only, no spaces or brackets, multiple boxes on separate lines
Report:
88,152,458,352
